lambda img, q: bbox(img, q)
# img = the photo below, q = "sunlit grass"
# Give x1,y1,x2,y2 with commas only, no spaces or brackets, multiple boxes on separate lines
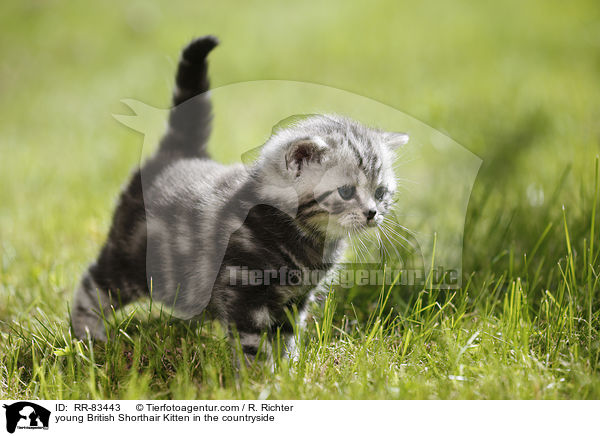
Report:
2,169,599,399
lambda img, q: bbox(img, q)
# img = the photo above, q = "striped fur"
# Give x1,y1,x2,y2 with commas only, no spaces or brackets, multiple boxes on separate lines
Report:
72,36,408,362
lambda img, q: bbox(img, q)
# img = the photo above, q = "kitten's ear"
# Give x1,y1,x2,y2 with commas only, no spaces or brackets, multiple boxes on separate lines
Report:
383,132,409,150
285,137,328,176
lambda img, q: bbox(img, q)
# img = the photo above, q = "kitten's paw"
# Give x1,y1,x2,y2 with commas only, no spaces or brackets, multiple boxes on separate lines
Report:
71,311,108,341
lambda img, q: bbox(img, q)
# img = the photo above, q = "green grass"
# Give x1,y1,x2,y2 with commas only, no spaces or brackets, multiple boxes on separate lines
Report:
1,0,600,399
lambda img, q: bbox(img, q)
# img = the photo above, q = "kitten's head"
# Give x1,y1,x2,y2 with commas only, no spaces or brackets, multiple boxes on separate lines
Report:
257,114,408,239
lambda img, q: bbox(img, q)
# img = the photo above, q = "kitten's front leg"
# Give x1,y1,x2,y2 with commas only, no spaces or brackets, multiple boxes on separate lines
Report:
219,300,274,365
236,330,273,365
228,307,285,370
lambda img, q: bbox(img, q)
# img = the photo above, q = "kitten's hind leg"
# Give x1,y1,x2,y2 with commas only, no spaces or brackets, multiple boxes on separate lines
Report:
71,272,111,340
71,270,137,340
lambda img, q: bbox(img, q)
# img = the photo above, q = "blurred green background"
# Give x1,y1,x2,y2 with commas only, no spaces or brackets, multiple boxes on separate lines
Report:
2,0,598,301
1,0,600,399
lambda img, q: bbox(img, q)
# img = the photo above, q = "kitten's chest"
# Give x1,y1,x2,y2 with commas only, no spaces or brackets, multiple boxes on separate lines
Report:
263,240,346,302
222,226,344,293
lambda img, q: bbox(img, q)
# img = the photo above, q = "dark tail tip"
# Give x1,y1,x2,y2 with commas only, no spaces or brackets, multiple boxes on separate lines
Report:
173,35,219,106
181,35,219,64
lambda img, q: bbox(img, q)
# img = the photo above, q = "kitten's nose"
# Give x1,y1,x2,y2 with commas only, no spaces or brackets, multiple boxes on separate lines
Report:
365,209,377,221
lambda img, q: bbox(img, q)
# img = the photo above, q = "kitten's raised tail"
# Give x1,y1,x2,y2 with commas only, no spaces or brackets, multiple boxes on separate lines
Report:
159,35,219,160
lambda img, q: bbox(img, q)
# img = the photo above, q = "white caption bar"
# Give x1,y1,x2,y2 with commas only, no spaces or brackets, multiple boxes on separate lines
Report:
0,400,596,435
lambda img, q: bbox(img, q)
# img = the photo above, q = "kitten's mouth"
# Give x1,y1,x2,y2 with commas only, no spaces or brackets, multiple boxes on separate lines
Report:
335,213,375,232
306,212,380,237
341,221,371,232
342,215,382,230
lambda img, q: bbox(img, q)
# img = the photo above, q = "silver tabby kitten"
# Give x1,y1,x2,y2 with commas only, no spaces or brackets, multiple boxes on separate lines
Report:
72,36,408,360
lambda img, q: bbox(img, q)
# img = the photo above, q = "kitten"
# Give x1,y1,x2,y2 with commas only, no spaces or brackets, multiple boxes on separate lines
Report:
71,36,408,361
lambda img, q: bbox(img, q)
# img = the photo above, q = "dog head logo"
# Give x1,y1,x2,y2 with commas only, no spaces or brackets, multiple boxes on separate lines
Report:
115,81,482,318
2,402,50,433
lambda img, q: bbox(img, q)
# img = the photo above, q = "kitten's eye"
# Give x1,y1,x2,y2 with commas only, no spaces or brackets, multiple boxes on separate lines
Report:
375,186,386,200
337,185,356,200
